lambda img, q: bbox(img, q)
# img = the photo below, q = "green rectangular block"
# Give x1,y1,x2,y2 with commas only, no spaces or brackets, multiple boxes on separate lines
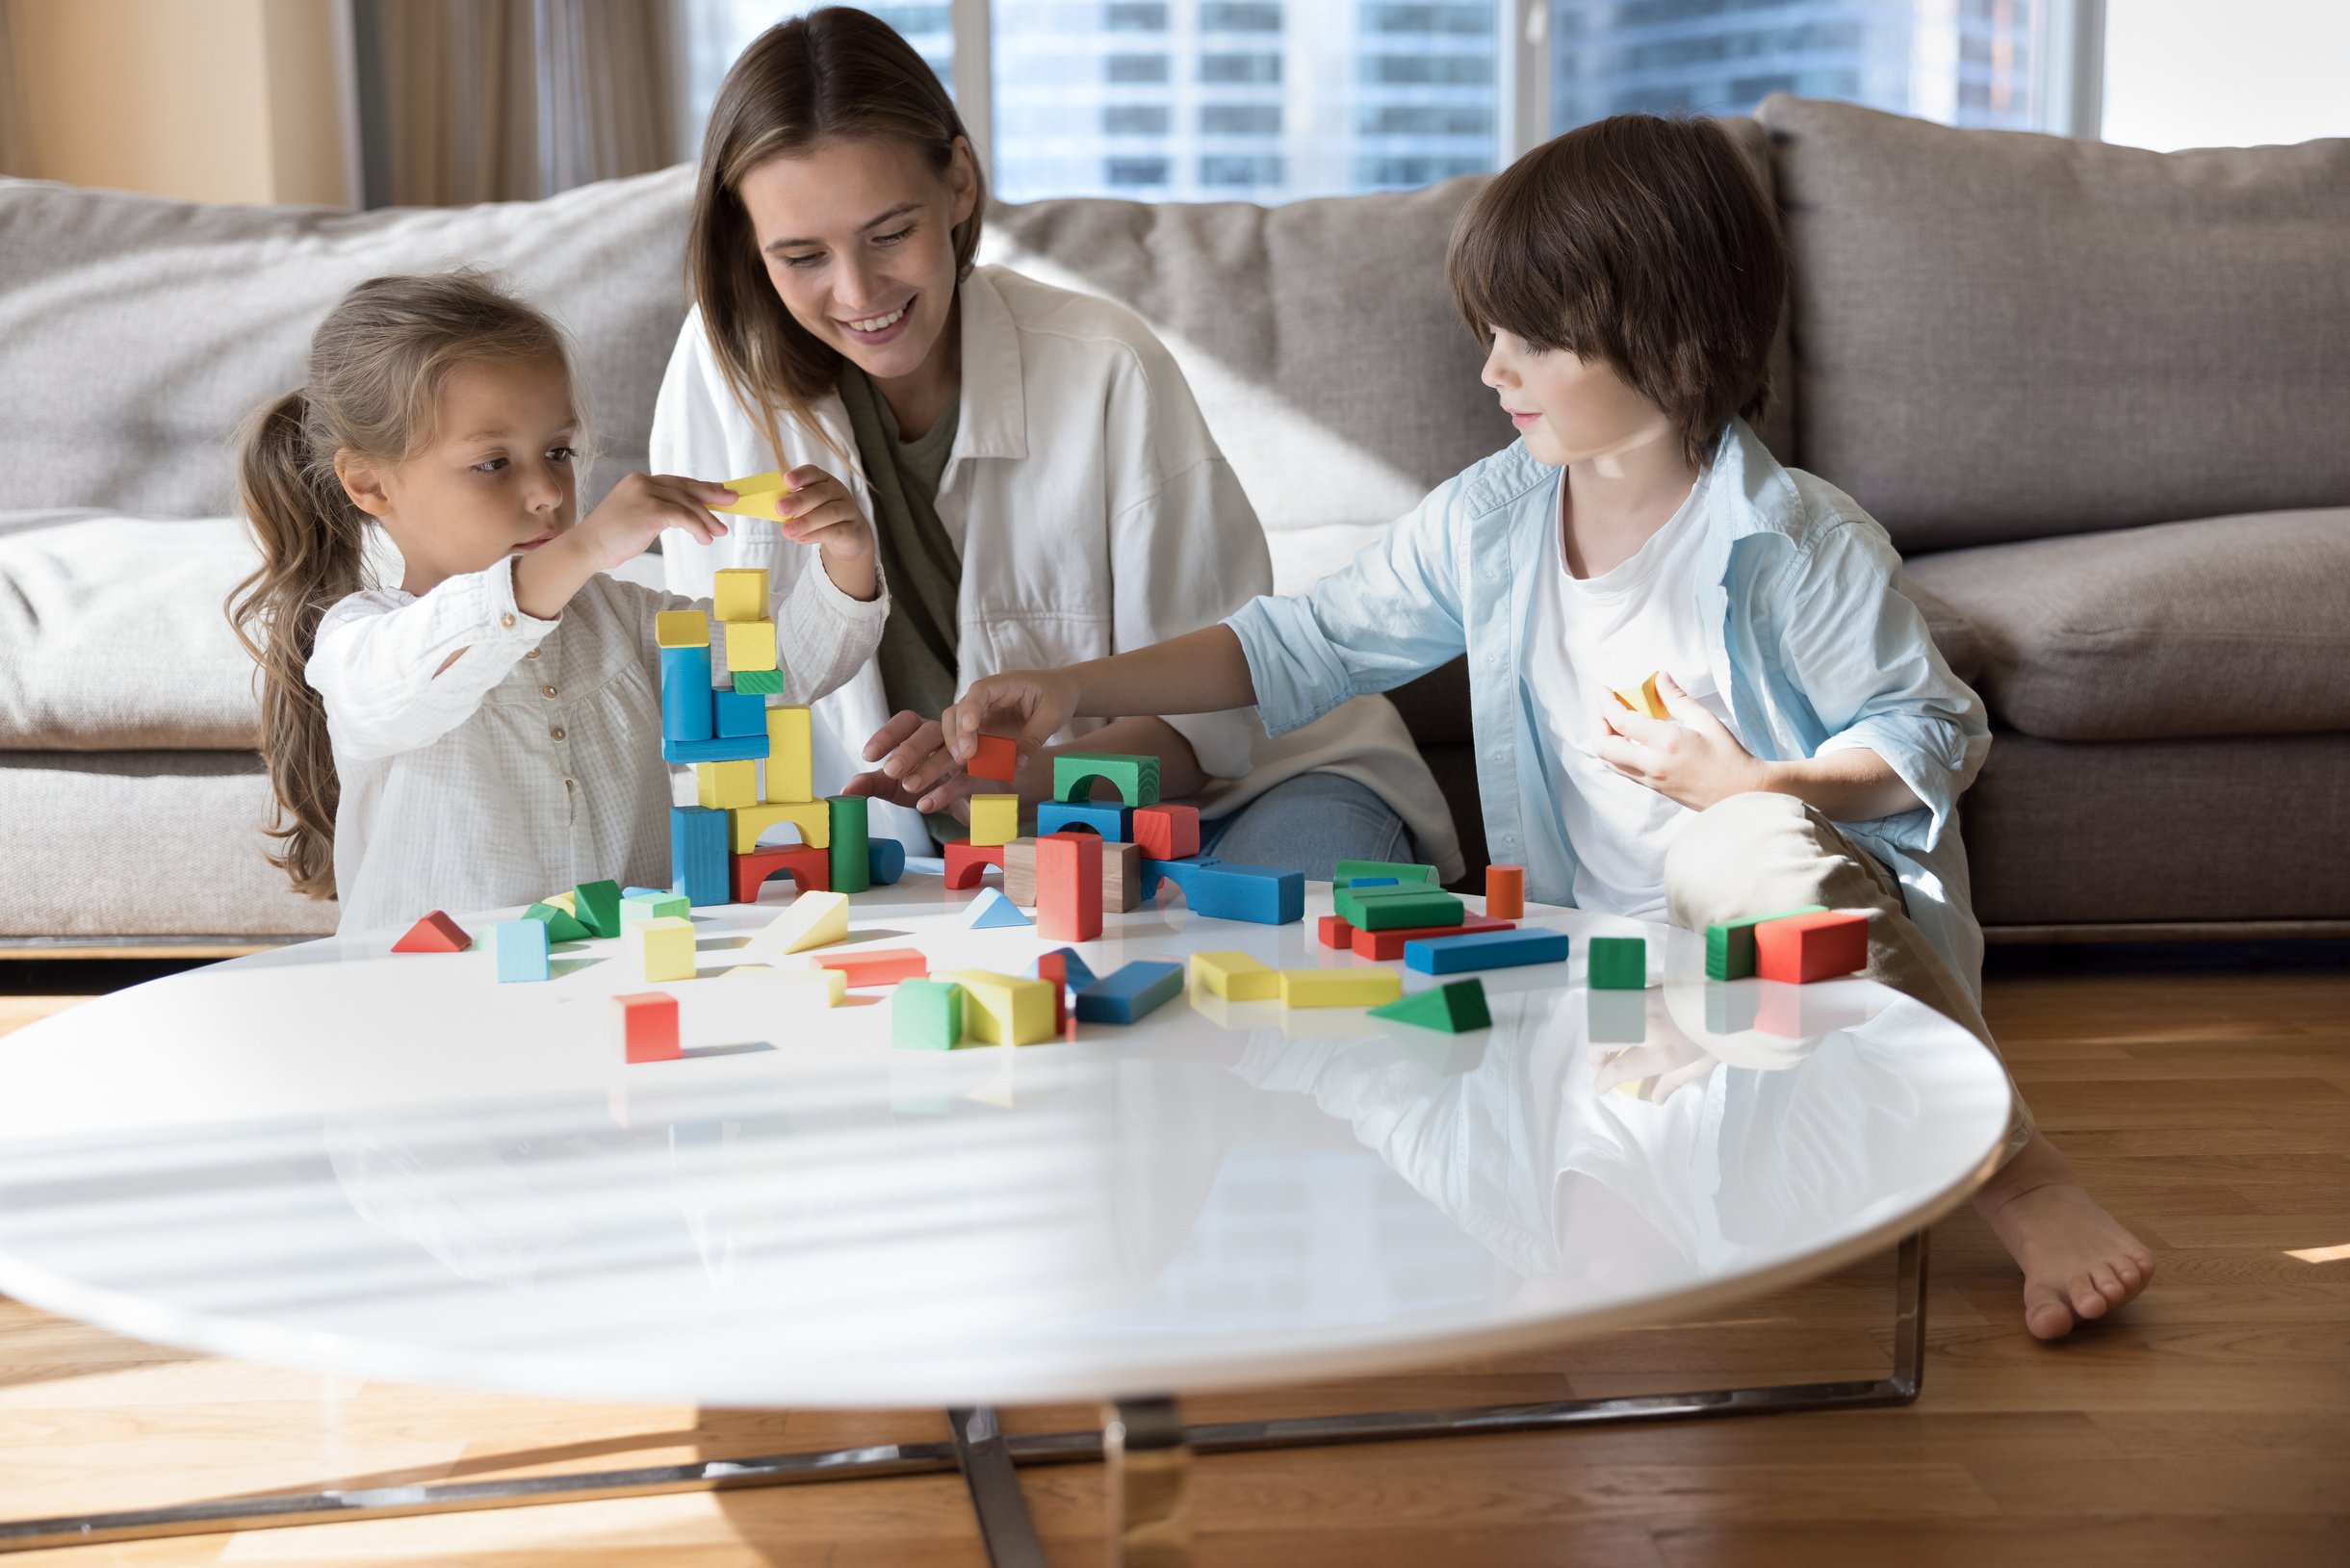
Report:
1051,751,1160,808
893,979,964,1051
1705,905,1828,980
1332,859,1437,888
1587,935,1646,990
731,668,785,694
1334,885,1464,931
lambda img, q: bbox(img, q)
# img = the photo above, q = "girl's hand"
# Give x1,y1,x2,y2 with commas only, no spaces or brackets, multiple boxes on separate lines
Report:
574,472,732,572
843,709,984,818
943,671,1080,772
1594,672,1769,810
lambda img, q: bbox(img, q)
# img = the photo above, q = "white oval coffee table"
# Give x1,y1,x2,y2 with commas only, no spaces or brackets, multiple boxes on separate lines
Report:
0,870,2009,1561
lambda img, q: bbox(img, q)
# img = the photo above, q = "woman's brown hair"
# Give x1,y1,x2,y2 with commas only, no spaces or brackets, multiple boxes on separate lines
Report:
1448,115,1787,468
228,270,572,899
687,6,985,469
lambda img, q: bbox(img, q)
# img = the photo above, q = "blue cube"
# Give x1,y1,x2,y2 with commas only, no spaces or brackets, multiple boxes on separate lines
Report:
713,687,767,738
491,918,550,983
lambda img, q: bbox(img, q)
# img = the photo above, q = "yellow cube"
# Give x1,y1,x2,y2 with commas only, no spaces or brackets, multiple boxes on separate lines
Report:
724,618,778,673
734,799,829,853
696,758,760,810
968,793,1020,848
763,706,813,803
655,609,710,649
1278,968,1404,1009
641,917,697,983
1190,950,1280,1001
939,969,1056,1046
712,568,770,623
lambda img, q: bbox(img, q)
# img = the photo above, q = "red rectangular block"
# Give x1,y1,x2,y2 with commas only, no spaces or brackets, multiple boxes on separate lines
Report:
1316,913,1356,950
1351,911,1514,962
943,838,1005,888
1131,803,1201,861
812,946,928,988
736,842,828,904
1753,909,1868,984
1485,863,1525,920
1036,831,1103,943
968,733,1019,783
615,991,681,1064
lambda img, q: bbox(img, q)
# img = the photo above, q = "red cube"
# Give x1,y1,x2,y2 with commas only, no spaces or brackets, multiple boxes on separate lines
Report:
615,991,681,1063
1753,910,1868,984
1316,913,1356,950
968,733,1020,783
1131,804,1201,861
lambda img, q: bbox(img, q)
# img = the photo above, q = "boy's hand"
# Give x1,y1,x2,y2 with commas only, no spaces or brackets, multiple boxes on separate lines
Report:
573,472,732,571
943,670,1079,770
844,709,985,818
1595,672,1769,810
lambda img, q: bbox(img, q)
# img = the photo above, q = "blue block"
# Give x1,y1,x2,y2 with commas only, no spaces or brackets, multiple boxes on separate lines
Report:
1035,946,1098,993
866,837,906,886
1339,875,1398,889
491,918,550,982
661,733,770,765
713,688,767,738
1404,926,1571,975
659,645,713,742
1143,858,1303,926
964,887,1032,930
1073,960,1184,1024
669,805,731,908
1035,800,1133,839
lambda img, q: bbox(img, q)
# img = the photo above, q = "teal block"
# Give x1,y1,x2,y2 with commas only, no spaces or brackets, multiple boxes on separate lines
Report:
1051,751,1160,808
659,645,712,742
893,979,964,1050
492,919,550,982
1587,935,1646,990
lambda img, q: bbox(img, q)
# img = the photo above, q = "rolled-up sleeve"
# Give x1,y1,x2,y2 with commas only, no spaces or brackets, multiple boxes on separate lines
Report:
307,559,556,761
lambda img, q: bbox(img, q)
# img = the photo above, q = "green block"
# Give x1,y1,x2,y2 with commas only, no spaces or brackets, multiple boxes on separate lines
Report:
1587,935,1646,990
1051,750,1160,808
1368,978,1490,1034
571,879,623,938
621,889,689,925
1333,885,1463,931
1704,905,1828,980
893,979,964,1050
1332,859,1436,888
1588,989,1646,1044
522,901,590,944
731,668,785,694
827,794,871,894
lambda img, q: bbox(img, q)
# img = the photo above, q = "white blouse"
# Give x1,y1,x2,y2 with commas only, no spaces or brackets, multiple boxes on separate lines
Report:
308,552,885,936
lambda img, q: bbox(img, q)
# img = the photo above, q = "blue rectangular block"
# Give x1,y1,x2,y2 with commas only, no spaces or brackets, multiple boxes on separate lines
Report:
1036,800,1133,839
1073,960,1185,1025
659,645,713,742
669,805,731,908
712,687,767,738
491,918,550,982
1186,861,1305,926
1339,875,1398,889
661,733,771,765
1404,926,1571,975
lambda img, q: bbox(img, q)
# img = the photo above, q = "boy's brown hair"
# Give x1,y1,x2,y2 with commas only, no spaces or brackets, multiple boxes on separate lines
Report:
1448,115,1786,467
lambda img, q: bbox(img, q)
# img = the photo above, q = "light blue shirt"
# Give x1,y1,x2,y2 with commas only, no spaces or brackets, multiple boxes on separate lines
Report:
1226,419,1994,996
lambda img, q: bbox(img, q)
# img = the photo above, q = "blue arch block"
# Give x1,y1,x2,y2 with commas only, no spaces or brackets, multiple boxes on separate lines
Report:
1036,800,1133,839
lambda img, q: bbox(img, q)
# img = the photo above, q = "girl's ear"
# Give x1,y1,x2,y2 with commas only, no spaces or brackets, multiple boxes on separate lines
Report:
945,137,978,228
335,450,393,519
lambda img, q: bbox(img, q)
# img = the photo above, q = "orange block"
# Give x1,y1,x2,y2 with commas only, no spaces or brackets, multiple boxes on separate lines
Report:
943,839,1005,888
1485,864,1525,921
1131,804,1201,861
968,733,1019,783
813,947,929,988
1316,913,1356,950
1753,910,1869,984
1036,831,1103,943
614,991,680,1064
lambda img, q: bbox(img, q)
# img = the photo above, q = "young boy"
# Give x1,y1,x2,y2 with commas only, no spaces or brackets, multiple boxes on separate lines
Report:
943,115,2151,1341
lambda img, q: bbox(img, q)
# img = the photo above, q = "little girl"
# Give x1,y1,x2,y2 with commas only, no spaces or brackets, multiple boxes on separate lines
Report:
230,271,886,933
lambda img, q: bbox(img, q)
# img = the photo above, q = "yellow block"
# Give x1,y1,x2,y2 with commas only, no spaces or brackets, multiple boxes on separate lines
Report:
696,758,760,810
711,567,771,623
763,706,813,803
724,962,854,1002
641,916,697,982
724,619,778,673
762,891,849,956
938,969,1056,1046
543,890,578,915
734,800,829,853
1610,671,1669,721
1190,950,1280,1001
1278,967,1404,1009
713,473,788,520
968,793,1020,847
655,609,710,649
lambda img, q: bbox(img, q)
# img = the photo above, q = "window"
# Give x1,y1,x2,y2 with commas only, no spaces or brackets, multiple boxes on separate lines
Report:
1106,156,1173,186
1105,104,1174,135
1200,53,1281,84
1107,53,1174,83
1200,2,1281,30
1201,102,1281,135
1106,2,1169,29
1201,153,1284,186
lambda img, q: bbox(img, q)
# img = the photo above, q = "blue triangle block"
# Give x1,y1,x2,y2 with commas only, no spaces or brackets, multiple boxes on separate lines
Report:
964,887,1033,930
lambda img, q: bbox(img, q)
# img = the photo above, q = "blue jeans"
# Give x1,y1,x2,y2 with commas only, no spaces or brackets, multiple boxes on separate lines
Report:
1197,771,1414,881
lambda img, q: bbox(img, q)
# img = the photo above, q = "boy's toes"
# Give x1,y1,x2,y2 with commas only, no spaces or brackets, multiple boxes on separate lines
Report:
2024,1282,2076,1341
2070,1276,2109,1321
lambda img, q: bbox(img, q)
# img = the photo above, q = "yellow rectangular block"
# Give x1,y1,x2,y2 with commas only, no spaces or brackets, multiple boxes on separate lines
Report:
641,916,697,982
724,619,778,673
763,706,813,803
734,800,829,853
1191,950,1280,1001
938,969,1056,1046
1278,967,1404,1009
696,758,760,810
968,793,1020,848
655,609,710,649
713,473,788,520
721,964,845,1005
711,567,771,622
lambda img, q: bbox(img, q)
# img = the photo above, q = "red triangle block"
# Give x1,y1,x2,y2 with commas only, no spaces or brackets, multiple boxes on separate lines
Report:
392,911,471,953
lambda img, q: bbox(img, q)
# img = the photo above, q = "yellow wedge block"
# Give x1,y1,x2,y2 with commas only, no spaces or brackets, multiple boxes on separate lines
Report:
656,609,710,649
734,800,829,852
543,890,578,915
763,890,849,955
968,793,1020,847
938,969,1056,1046
1610,671,1669,721
1278,967,1404,1009
1190,950,1280,1001
713,474,788,521
764,706,813,803
641,916,697,982
696,759,760,810
724,618,778,673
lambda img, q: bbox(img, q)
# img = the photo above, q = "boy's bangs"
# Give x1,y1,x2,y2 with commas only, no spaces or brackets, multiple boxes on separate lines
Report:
1447,163,1597,356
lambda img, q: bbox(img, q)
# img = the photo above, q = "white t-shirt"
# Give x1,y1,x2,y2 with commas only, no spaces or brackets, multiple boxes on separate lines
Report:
1522,482,1737,921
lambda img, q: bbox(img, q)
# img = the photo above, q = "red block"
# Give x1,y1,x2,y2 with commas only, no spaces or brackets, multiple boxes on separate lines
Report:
968,733,1019,783
392,910,470,953
1351,911,1514,962
1036,953,1072,1033
812,946,928,988
1036,831,1103,943
1131,803,1201,861
1316,913,1356,950
736,843,829,904
943,839,1005,888
1485,863,1525,920
1753,909,1869,984
615,991,680,1064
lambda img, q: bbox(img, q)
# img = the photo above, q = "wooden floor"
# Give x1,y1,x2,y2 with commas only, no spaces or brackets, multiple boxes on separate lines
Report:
1,945,2343,1566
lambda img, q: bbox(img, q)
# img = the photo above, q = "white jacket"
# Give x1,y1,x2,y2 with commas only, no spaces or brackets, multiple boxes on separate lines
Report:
653,264,1460,876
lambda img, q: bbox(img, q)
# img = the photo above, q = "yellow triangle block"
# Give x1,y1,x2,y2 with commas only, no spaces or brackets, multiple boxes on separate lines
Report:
765,891,849,955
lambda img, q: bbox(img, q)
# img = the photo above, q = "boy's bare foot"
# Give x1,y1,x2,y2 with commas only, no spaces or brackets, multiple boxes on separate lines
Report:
1971,1131,2156,1341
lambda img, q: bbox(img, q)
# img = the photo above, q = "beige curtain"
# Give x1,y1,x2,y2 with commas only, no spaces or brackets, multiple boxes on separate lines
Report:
0,0,34,179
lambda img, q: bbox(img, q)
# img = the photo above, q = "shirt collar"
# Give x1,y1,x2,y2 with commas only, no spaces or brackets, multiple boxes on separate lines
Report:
950,266,1028,464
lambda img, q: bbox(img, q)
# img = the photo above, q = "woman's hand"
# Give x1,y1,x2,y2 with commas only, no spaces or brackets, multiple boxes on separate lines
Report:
943,670,1081,771
1594,672,1769,810
772,465,879,602
842,709,984,818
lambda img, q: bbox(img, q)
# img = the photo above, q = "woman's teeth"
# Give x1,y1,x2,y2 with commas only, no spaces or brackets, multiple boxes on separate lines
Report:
845,301,909,333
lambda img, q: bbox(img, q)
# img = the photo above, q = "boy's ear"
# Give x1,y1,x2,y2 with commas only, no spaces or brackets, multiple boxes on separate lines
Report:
334,450,392,519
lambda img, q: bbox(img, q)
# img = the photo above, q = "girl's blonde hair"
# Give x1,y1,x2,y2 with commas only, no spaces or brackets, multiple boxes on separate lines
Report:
687,6,986,470
228,270,572,899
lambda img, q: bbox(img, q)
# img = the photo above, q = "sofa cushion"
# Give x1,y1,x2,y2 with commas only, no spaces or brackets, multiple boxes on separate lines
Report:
1902,508,2350,741
1893,576,1984,687
1759,95,2350,554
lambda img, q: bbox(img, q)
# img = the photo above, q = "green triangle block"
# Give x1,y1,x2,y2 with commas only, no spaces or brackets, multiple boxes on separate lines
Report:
1368,978,1490,1034
571,880,624,938
523,901,591,943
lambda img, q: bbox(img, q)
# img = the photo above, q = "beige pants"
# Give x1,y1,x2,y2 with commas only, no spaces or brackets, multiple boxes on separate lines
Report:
1663,790,2035,1165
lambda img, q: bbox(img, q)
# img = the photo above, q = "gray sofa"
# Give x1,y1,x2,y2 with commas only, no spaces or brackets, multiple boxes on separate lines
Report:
2,95,2344,946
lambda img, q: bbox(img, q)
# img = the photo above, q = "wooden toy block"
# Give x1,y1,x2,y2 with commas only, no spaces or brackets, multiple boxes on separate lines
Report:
764,890,850,955
1346,877,1397,889
696,758,760,810
723,619,778,673
659,644,713,742
713,472,788,520
1051,751,1161,808
1485,863,1525,920
1036,947,1098,994
655,608,709,649
1129,804,1200,861
711,566,771,621
1036,832,1103,943
491,919,550,982
892,979,965,1050
663,733,770,765
392,911,469,953
1141,859,1305,925
1278,967,1404,1009
763,707,813,803
1004,837,1138,911
670,806,731,907
543,890,579,915
964,887,1032,931
968,733,1019,782
943,839,1005,888
813,947,929,987
828,795,871,894
734,799,829,853
940,969,1056,1045
1332,859,1436,888
1334,885,1464,931
1036,799,1131,840
1588,989,1646,1045
1753,909,1869,983
1189,949,1279,1001
1587,935,1647,990
640,915,697,981
615,991,681,1064
724,964,846,1005
1403,926,1570,975
571,880,624,939
1072,960,1184,1025
1368,978,1490,1034
1610,671,1669,721
1316,913,1356,950
732,668,785,695
967,793,1020,847
1704,905,1828,980
866,837,906,886
713,687,767,737
522,900,591,944
1350,911,1513,961
620,890,688,927
734,843,829,904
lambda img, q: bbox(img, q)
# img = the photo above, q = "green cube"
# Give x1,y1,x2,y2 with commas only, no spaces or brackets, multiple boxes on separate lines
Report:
1587,935,1646,990
571,880,624,938
522,901,590,943
1332,859,1437,889
893,979,964,1051
1705,906,1828,980
1333,885,1463,930
1367,978,1490,1034
1051,751,1160,808
621,889,689,926
732,668,785,694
